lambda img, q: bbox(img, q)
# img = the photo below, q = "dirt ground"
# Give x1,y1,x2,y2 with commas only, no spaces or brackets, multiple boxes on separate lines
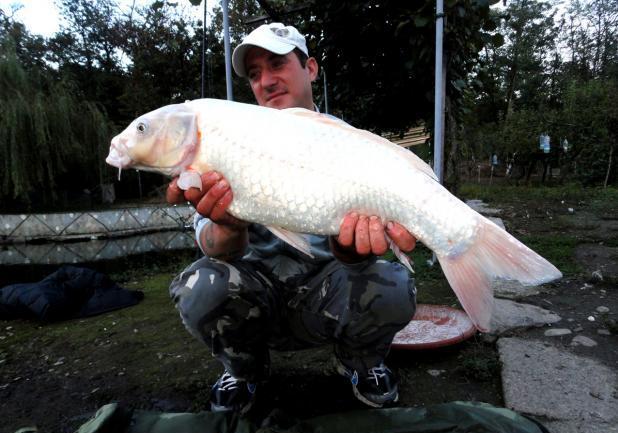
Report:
1,183,616,433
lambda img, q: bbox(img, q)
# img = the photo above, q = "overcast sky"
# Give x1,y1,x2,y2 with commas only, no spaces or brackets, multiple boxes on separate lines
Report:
0,0,210,37
0,0,61,36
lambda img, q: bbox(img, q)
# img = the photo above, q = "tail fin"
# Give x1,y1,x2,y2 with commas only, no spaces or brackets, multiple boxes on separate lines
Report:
438,219,562,332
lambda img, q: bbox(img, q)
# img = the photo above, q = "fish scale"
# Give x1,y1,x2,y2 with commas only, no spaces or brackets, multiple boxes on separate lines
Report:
193,100,429,236
106,98,562,332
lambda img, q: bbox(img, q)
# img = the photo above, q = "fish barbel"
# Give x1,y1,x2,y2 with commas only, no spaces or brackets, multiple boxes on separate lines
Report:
106,98,562,331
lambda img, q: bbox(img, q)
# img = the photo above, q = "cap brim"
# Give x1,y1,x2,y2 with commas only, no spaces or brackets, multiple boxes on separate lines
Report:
232,39,296,77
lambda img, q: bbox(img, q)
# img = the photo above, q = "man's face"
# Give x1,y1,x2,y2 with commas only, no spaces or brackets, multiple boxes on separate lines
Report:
245,46,318,110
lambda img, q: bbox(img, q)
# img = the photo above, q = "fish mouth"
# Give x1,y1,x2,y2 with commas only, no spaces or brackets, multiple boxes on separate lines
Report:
106,136,133,168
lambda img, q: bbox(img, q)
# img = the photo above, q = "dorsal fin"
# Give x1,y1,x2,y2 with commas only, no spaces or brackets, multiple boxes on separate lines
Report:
282,108,437,181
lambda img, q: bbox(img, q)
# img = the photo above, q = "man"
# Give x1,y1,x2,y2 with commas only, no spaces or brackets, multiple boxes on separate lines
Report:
167,23,417,413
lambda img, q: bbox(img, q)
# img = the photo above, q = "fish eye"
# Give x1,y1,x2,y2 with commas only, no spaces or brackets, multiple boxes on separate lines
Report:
136,122,147,134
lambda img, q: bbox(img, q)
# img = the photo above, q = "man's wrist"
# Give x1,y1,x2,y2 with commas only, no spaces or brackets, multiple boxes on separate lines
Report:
215,222,248,236
197,221,248,259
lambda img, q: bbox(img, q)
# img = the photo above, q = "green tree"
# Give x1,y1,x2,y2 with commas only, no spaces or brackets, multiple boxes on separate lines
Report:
0,40,113,207
457,0,618,187
118,0,204,117
298,0,502,134
500,0,557,117
560,79,617,186
48,0,126,122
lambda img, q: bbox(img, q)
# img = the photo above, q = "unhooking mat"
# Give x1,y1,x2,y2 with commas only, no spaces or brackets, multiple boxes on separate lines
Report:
72,401,549,433
0,266,144,322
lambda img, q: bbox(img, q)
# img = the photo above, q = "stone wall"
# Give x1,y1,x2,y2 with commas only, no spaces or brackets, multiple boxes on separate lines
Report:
1,231,196,265
0,205,196,243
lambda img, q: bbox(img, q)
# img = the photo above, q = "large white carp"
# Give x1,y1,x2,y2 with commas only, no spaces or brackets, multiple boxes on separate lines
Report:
106,98,562,332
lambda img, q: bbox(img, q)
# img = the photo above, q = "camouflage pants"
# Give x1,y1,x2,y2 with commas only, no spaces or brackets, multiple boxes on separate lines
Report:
169,257,416,381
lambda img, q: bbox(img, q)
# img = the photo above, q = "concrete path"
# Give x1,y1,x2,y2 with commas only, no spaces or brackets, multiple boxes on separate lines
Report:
467,200,618,433
499,338,618,433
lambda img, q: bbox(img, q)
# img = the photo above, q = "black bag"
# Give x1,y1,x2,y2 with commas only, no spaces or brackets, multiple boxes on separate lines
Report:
0,266,143,322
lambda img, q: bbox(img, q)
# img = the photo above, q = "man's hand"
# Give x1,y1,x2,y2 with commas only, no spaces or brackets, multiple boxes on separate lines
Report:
166,171,248,229
331,212,416,262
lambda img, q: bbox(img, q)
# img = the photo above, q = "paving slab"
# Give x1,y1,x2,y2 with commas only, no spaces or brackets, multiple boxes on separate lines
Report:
465,199,502,216
498,337,618,428
488,217,505,230
570,335,598,347
544,419,618,433
493,279,542,299
544,328,571,337
489,299,561,335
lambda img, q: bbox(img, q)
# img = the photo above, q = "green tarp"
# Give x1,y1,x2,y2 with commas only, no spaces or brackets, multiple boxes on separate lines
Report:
73,401,548,433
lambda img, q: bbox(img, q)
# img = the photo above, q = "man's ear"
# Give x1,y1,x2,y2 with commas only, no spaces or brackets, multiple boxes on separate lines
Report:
306,57,319,82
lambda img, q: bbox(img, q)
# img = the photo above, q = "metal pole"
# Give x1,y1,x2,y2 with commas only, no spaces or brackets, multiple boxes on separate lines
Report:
323,70,329,114
222,0,234,101
201,0,207,98
433,0,445,184
430,0,445,267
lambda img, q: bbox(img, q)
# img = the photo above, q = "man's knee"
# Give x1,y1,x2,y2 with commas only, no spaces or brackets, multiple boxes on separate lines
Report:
169,257,241,335
359,260,416,325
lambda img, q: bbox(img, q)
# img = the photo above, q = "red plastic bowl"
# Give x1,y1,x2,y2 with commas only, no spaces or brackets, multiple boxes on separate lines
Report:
391,304,477,350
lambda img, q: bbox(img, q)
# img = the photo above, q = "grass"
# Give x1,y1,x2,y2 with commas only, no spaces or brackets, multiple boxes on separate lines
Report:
459,182,618,205
455,339,502,382
520,234,584,277
459,182,616,278
0,250,213,395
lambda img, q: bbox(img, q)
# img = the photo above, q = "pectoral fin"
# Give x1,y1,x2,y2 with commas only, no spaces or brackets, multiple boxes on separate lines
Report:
387,234,415,274
267,226,314,258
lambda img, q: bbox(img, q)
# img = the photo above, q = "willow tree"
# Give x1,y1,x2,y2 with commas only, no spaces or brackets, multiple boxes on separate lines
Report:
0,42,113,207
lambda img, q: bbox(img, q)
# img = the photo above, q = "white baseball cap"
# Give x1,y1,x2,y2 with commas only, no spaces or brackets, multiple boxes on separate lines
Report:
232,23,309,77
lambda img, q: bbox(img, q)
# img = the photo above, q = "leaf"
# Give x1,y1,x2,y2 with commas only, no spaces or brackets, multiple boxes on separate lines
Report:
414,16,429,28
491,33,504,47
395,19,411,36
452,79,466,91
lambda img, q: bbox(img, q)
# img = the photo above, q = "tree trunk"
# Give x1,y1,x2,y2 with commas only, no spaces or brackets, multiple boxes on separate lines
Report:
526,159,536,184
605,145,614,188
504,2,523,121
